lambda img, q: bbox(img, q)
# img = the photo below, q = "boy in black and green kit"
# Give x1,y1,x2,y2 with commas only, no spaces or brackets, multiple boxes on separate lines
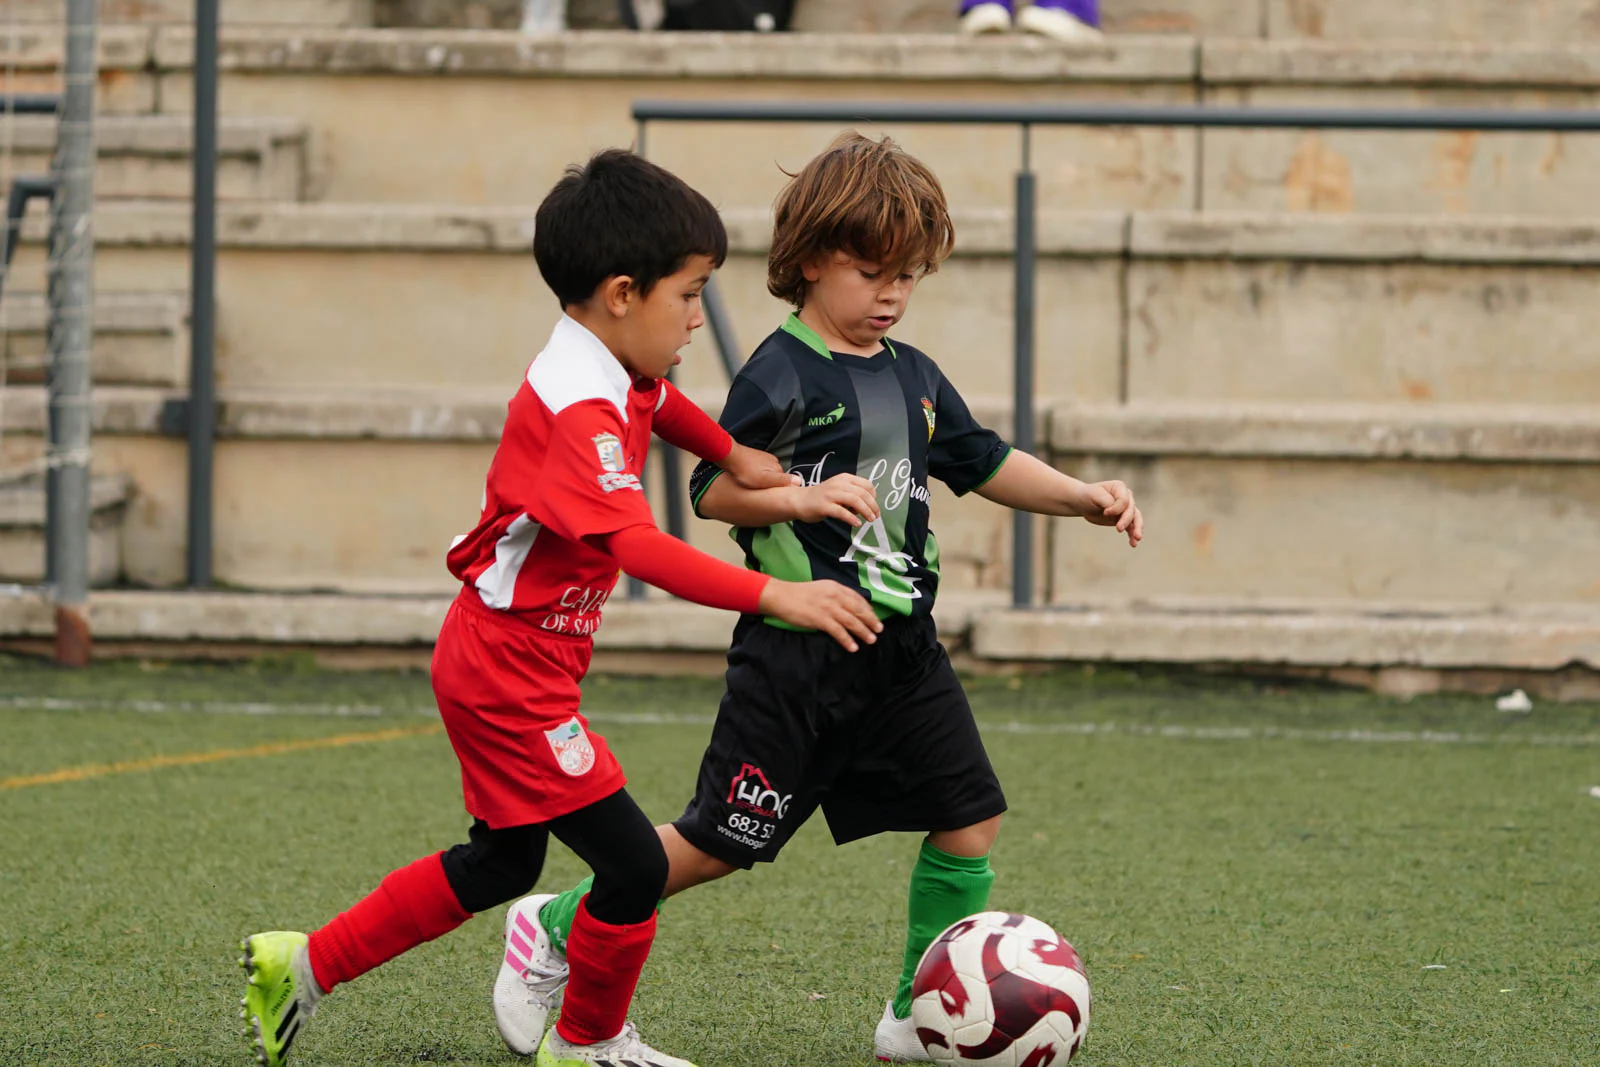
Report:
494,131,1144,1062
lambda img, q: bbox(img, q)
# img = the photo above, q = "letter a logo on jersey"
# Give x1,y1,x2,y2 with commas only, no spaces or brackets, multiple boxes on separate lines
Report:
545,716,597,777
592,432,625,473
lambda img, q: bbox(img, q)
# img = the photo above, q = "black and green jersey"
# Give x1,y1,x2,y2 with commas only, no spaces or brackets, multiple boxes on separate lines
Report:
689,314,1012,622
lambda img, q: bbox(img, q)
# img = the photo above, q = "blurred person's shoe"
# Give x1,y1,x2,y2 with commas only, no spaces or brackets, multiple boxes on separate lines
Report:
1016,2,1104,42
959,2,1013,35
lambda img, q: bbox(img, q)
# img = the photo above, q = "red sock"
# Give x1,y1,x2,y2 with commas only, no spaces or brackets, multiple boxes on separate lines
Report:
554,896,656,1045
306,852,471,993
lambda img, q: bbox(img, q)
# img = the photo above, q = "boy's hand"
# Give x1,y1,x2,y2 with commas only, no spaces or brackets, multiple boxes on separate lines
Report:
794,473,880,527
1081,480,1143,547
723,443,794,491
759,579,883,652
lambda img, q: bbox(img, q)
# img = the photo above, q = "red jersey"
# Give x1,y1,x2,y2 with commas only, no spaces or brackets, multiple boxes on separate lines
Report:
448,316,669,637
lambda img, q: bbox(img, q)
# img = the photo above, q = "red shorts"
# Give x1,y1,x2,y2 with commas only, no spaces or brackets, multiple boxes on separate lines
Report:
431,590,626,828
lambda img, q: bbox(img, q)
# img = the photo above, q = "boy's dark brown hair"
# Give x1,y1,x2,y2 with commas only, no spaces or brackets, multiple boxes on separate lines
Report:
534,148,728,307
767,131,956,308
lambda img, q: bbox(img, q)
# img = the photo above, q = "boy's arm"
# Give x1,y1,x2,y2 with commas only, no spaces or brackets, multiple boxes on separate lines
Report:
653,381,790,490
925,365,1141,545
698,472,879,530
523,401,880,648
975,450,1143,547
596,524,881,650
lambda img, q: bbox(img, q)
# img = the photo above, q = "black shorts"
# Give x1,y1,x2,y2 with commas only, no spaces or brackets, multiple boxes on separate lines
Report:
673,613,1007,869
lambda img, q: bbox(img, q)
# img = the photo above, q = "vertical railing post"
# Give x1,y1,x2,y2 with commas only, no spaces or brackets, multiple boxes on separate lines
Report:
45,0,97,666
1010,126,1036,609
187,0,219,588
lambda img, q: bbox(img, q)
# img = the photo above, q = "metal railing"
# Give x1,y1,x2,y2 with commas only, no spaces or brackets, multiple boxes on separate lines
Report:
633,99,1600,608
0,94,61,307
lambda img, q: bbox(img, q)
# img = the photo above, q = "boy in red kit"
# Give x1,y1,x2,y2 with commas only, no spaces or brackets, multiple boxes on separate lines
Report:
238,149,883,1067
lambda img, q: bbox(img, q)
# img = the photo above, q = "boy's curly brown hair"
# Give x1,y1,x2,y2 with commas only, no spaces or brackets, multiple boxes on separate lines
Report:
767,131,956,308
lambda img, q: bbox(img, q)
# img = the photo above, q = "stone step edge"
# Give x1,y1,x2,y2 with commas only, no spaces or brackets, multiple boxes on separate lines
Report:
18,27,1600,88
0,115,308,155
0,474,135,526
1,292,185,334
20,203,1600,265
4,389,1596,464
973,603,1600,671
0,588,996,648
3,590,1595,673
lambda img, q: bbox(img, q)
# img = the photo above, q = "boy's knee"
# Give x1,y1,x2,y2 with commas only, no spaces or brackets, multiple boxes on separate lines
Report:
440,823,547,914
928,814,1003,859
587,836,668,925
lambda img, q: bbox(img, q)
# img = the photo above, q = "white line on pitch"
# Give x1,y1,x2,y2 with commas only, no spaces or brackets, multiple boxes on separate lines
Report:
4,696,1600,748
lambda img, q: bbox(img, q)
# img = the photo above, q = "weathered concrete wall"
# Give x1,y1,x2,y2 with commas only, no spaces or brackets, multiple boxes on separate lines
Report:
0,116,307,202
148,31,1198,211
1262,0,1600,43
10,0,372,25
12,29,1600,215
1050,451,1600,605
13,203,1600,406
7,388,1598,602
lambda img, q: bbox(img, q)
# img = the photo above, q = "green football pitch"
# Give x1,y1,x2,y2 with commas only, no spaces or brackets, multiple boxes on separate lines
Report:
2,654,1597,1066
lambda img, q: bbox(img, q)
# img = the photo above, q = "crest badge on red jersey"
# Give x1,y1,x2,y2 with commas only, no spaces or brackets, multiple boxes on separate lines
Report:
544,716,597,777
592,432,626,473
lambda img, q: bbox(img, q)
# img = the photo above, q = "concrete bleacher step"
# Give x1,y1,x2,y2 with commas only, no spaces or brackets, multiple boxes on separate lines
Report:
13,201,1600,407
2,292,187,387
1,587,1595,697
970,598,1600,699
0,116,308,202
2,384,1596,610
0,585,992,650
70,27,1595,216
16,26,1600,212
9,0,372,26
0,473,132,587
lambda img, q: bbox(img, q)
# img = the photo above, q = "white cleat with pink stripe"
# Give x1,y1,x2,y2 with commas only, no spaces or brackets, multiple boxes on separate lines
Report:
494,893,571,1055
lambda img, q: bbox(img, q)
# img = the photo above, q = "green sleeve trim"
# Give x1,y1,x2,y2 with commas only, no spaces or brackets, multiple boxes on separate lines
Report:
973,446,1015,491
780,313,833,361
690,468,725,517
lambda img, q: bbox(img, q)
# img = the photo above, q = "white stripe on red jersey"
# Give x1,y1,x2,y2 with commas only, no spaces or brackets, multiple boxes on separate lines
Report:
447,315,663,636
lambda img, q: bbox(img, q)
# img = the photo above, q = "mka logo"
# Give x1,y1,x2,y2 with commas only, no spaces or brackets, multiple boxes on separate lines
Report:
727,763,792,819
807,403,847,428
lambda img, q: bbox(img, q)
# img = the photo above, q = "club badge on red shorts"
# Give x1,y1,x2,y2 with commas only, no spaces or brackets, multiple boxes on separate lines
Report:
545,716,597,776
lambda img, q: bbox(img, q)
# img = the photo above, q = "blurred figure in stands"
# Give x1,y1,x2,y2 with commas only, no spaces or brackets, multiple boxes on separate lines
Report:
960,0,1102,42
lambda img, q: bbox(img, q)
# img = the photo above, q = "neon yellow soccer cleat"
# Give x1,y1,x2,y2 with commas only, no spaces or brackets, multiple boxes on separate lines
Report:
239,931,318,1066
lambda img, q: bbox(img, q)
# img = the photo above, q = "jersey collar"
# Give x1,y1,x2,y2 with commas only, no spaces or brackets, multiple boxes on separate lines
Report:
781,312,897,361
551,313,635,410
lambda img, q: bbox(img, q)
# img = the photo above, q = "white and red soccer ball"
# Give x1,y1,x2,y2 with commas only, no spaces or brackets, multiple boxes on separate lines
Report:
910,911,1091,1066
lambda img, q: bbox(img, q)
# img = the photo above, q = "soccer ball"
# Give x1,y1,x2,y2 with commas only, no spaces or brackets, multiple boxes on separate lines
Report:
910,911,1091,1066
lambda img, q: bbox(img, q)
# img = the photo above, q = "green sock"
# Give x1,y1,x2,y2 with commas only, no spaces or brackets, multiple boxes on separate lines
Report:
892,841,995,1019
536,875,593,956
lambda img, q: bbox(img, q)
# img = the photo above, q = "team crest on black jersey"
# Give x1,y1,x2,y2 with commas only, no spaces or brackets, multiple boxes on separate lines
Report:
921,397,936,440
592,432,625,473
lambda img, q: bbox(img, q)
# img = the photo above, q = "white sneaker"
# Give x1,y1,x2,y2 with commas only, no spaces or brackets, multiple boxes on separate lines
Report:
536,1021,697,1067
959,2,1013,35
874,1001,933,1062
494,893,570,1055
1016,3,1105,42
